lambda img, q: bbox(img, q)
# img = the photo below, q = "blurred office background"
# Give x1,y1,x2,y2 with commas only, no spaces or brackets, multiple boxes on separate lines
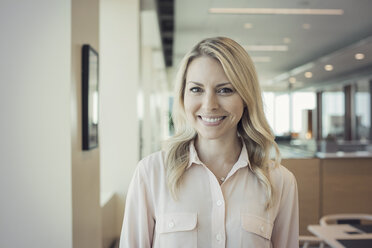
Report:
0,0,371,247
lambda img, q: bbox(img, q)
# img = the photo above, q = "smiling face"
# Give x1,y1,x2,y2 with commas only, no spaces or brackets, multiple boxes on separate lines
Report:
183,56,244,141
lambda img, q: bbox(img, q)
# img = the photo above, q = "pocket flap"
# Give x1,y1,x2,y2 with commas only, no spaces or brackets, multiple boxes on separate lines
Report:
241,214,273,240
157,213,197,234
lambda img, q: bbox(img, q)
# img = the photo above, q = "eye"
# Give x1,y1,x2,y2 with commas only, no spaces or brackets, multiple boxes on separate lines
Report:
190,87,203,93
217,87,234,94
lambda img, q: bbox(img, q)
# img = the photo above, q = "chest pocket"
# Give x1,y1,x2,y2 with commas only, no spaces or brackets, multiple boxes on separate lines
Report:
240,213,273,248
156,213,197,248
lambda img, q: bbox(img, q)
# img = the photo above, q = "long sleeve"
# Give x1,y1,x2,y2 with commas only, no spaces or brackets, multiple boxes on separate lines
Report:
271,169,299,248
119,161,155,248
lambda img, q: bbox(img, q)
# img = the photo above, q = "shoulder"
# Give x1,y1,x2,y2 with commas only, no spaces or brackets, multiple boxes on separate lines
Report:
267,161,297,190
136,150,166,178
139,150,165,167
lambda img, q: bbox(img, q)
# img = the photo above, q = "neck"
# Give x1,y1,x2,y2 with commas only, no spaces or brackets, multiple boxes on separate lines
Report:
195,134,242,167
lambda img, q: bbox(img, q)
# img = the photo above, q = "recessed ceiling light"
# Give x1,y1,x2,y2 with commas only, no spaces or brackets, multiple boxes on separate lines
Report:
355,53,365,60
302,23,311,29
283,37,291,44
324,64,334,71
244,45,288,51
244,23,253,29
289,77,296,84
299,1,310,6
304,72,313,78
209,8,344,15
252,56,271,62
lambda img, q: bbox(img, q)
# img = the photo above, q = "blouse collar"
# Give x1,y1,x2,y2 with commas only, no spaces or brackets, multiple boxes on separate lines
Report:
187,138,251,171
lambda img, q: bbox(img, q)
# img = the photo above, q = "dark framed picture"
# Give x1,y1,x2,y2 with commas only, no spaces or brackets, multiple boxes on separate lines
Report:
82,44,99,150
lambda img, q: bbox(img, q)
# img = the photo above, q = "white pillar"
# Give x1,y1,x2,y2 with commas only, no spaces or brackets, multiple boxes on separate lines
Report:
99,0,140,238
0,1,72,247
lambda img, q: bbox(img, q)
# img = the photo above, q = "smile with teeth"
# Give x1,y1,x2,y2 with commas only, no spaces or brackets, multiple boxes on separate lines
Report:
199,116,225,123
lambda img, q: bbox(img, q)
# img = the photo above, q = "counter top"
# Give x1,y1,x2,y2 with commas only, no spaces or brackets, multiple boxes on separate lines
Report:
315,151,372,159
277,140,372,159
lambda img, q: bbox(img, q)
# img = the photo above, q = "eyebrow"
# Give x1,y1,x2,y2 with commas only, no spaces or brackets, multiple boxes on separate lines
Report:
186,81,232,87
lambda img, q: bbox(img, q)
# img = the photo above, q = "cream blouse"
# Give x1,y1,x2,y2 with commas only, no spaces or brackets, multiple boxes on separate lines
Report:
120,141,299,248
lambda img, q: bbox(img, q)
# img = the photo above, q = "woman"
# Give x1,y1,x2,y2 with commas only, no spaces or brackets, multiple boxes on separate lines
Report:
120,37,299,248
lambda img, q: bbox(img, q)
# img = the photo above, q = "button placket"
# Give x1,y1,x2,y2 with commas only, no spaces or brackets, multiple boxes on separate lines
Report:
205,164,226,247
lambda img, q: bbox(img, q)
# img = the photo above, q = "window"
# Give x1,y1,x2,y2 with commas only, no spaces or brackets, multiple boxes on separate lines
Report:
263,91,316,137
291,92,316,136
355,81,371,140
274,94,290,135
263,92,290,136
322,88,345,140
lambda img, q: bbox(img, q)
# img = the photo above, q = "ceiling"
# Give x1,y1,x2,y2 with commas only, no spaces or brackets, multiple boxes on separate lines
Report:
172,0,372,91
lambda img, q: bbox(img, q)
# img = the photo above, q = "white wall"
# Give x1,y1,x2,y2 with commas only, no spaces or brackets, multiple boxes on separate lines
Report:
99,0,140,240
0,1,72,247
71,0,102,247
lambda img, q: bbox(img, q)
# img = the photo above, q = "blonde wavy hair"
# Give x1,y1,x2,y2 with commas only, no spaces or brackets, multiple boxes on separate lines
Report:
164,37,281,209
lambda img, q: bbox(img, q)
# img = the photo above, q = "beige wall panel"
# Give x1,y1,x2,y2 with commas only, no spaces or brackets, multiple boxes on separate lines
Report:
322,158,372,215
71,0,102,247
282,158,321,235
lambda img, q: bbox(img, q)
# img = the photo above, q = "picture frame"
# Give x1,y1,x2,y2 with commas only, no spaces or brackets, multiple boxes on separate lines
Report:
82,44,99,150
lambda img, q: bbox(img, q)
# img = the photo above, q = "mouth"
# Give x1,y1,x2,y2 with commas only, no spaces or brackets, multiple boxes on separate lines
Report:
198,115,226,124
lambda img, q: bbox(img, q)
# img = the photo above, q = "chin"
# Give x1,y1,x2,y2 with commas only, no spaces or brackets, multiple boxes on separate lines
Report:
196,131,224,141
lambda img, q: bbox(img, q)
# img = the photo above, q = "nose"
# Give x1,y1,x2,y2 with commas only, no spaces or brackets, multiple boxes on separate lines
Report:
203,92,219,111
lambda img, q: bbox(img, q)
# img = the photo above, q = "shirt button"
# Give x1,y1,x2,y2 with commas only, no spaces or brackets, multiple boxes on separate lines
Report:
168,221,175,228
260,225,264,232
216,200,223,206
216,233,222,242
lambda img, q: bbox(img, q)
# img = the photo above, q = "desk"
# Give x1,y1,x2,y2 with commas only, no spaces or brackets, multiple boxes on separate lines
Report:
308,224,372,248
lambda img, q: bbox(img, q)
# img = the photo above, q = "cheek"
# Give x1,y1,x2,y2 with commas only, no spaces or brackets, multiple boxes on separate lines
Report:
184,95,197,112
232,100,245,119
184,107,197,127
